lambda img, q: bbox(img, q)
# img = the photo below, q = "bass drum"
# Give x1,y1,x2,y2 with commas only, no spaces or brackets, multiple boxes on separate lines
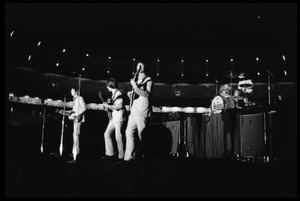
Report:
211,96,236,114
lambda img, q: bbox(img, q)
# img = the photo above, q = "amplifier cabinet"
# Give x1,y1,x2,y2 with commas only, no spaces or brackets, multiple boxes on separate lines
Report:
234,113,266,158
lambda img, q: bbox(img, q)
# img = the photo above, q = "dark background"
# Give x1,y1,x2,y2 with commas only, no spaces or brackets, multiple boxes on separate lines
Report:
5,3,297,83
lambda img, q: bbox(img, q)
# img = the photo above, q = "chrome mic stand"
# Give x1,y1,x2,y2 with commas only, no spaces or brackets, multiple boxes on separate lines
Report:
40,103,47,153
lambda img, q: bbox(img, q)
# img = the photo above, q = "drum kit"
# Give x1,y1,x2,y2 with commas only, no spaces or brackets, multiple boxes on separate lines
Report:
210,71,253,114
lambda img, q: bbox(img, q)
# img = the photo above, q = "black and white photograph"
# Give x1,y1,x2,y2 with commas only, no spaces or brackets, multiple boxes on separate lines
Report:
5,3,297,197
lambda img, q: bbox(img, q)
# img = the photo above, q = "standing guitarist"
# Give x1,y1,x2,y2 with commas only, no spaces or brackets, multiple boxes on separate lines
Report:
61,86,86,163
100,78,127,161
124,62,153,162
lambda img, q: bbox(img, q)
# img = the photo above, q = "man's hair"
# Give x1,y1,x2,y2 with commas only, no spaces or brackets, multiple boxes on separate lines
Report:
137,61,149,74
71,86,79,92
106,77,118,89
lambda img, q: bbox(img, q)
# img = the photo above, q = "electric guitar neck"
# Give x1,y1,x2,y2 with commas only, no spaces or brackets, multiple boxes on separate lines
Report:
98,92,112,119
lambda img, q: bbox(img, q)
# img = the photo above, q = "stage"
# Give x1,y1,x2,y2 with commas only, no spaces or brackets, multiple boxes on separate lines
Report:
5,135,297,197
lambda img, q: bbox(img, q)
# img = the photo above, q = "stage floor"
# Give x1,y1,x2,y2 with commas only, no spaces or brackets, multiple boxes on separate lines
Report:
5,151,297,197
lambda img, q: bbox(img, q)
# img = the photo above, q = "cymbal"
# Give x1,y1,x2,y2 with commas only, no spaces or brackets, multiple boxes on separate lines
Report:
239,83,253,88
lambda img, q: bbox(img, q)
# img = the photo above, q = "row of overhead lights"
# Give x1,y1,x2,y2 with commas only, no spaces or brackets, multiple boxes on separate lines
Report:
11,32,289,78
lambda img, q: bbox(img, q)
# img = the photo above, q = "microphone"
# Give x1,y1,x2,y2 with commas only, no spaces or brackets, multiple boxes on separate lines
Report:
267,69,273,76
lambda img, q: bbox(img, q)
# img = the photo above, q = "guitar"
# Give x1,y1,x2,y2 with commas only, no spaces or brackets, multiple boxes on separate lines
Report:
129,65,142,108
98,92,112,119
58,110,82,123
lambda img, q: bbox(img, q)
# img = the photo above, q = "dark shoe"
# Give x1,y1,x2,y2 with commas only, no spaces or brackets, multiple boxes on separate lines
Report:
116,158,124,164
67,159,77,164
102,155,116,160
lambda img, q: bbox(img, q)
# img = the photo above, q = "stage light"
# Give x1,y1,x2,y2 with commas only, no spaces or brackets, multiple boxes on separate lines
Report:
108,56,111,60
56,63,59,66
230,59,233,62
82,67,85,71
282,55,286,61
10,30,14,38
258,16,261,19
62,49,66,53
28,55,31,61
181,59,184,63
206,59,208,63
86,53,89,57
284,70,287,76
157,59,160,62
107,70,110,74
256,57,259,61
133,58,135,61
37,41,41,46
157,73,159,76
206,73,209,77
257,72,260,76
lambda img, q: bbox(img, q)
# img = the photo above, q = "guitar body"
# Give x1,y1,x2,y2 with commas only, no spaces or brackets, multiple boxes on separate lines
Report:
59,110,83,123
129,90,139,108
69,114,83,123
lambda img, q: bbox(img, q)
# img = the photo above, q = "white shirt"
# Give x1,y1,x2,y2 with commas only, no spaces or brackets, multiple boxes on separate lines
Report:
72,95,86,122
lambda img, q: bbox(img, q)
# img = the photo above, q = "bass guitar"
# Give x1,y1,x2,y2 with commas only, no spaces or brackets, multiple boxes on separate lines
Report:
58,110,82,123
98,91,112,119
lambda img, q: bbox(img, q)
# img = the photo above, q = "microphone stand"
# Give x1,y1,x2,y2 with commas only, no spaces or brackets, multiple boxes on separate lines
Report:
267,69,273,107
40,103,47,154
59,95,66,156
265,69,275,162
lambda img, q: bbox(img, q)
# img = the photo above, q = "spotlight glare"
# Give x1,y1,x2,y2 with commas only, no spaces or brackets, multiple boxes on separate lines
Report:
157,59,160,62
86,53,89,57
37,41,41,46
56,63,59,66
28,55,31,61
257,72,260,76
82,67,85,71
133,58,135,61
62,49,66,53
108,56,111,60
10,31,14,38
230,59,233,62
206,59,208,63
256,57,259,61
181,59,184,63
107,70,110,74
282,55,286,61
284,70,287,76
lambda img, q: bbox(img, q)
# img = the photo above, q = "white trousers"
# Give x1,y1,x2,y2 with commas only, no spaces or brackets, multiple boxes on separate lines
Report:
104,120,125,159
72,121,82,160
124,115,147,161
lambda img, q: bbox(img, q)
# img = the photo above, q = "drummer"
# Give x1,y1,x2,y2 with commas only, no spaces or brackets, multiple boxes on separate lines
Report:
219,84,233,98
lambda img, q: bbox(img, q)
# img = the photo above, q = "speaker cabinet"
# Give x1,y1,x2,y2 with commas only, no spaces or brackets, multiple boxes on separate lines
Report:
162,120,180,154
235,113,266,158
